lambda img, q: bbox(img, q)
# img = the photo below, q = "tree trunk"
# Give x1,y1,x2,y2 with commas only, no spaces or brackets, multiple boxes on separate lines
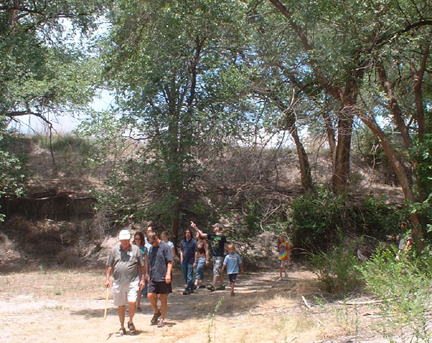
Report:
411,38,430,143
356,107,424,247
332,105,354,195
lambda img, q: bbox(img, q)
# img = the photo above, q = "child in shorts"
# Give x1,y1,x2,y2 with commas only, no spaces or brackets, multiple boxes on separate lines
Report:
276,235,290,280
221,244,245,296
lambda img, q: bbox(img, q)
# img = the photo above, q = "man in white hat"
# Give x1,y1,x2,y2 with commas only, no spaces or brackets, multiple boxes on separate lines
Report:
105,229,146,336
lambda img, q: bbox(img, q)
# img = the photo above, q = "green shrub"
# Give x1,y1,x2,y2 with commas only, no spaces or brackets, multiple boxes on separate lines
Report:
358,246,432,341
309,236,364,294
289,188,405,252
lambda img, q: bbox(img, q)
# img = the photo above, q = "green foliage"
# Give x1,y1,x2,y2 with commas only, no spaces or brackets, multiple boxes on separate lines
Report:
409,135,432,229
244,200,263,234
358,247,432,341
309,236,363,294
289,188,404,251
0,122,27,222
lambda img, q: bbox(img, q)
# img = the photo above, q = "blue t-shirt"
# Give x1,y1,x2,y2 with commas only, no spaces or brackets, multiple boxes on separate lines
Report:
223,253,242,274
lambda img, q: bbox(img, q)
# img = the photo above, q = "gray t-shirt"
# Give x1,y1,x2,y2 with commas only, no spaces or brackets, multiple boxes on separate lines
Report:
107,244,144,283
148,241,173,282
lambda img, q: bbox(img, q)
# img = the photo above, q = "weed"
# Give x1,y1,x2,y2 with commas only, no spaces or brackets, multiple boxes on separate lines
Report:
309,235,363,294
358,247,432,342
206,296,225,343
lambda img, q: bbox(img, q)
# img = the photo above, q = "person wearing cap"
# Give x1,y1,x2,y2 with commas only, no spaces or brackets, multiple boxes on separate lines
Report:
105,230,146,337
190,221,227,291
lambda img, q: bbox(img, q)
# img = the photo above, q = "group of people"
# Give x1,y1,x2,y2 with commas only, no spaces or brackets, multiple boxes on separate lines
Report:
105,221,248,336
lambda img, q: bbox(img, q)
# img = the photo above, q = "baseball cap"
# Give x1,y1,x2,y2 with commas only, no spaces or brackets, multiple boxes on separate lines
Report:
119,230,131,240
212,223,224,229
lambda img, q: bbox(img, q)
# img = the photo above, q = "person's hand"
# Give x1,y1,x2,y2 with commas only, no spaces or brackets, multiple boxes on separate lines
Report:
193,262,197,268
205,260,211,266
145,273,150,282
139,279,145,290
165,274,171,284
190,221,197,230
105,280,110,288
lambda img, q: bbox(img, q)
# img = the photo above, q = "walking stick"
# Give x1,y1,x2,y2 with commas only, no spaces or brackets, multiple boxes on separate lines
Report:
104,287,109,320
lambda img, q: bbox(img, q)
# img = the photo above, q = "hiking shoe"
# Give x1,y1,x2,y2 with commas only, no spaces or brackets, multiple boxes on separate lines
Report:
127,322,136,334
151,311,161,325
216,285,226,290
157,319,165,328
207,285,215,291
116,328,126,337
183,290,192,295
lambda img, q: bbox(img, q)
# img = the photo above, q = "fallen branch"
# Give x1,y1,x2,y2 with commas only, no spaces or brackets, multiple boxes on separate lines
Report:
336,300,383,306
302,295,312,309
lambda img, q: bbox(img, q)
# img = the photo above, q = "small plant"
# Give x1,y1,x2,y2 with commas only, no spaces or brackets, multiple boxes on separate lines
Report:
309,235,364,294
206,296,225,343
358,246,432,342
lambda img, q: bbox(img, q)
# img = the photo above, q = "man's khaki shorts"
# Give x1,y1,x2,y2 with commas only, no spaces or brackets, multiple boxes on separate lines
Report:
112,279,139,306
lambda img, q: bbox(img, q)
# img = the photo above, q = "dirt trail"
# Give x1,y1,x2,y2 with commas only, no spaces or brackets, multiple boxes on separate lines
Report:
0,266,388,343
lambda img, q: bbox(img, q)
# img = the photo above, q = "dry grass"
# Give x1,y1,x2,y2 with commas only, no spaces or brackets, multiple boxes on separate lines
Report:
0,266,392,343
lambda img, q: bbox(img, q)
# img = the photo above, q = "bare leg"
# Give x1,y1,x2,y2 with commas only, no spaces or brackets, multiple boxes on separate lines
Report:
212,275,218,286
147,293,159,314
118,305,126,328
230,282,234,294
128,302,136,325
219,273,225,286
159,294,168,320
136,291,142,309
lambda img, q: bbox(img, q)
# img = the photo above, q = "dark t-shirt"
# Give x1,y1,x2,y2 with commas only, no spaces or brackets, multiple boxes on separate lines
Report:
180,238,198,264
207,233,227,257
148,241,173,282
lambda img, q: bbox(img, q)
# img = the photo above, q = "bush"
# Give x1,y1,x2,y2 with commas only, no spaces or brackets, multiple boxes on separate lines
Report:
309,235,364,294
289,188,405,252
358,246,432,341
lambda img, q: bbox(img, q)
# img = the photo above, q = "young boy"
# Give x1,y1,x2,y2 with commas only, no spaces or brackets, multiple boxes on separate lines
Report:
276,235,290,280
221,244,244,296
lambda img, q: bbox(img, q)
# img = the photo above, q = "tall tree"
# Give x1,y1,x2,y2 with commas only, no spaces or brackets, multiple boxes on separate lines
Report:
259,0,432,240
103,0,255,242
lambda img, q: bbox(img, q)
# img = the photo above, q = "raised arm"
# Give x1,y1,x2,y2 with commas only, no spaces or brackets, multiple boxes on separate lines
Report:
190,221,208,238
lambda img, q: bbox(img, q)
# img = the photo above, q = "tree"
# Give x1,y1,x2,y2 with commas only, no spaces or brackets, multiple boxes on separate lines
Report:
102,0,255,242
0,0,107,203
260,0,432,241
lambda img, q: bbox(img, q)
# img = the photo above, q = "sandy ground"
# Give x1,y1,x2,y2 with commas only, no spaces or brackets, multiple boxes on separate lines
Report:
0,265,394,343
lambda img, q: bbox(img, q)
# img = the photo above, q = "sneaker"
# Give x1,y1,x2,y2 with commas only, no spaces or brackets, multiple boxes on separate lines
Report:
207,285,215,291
216,285,226,290
183,290,191,295
157,319,165,328
116,328,126,337
151,311,161,325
